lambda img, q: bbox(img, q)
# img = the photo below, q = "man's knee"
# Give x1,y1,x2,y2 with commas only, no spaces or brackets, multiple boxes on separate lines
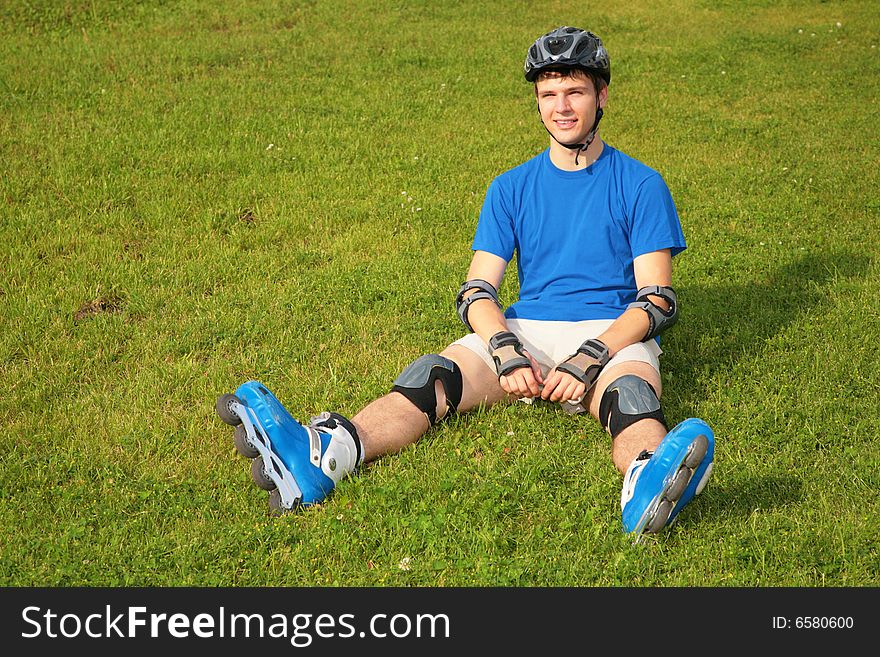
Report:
391,354,463,426
441,343,508,412
597,373,667,439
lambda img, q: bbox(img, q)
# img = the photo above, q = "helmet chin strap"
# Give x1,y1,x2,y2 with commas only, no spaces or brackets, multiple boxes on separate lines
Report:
544,107,603,166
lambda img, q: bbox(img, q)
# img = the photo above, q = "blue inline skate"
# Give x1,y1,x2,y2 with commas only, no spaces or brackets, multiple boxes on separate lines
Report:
215,381,362,514
621,417,714,540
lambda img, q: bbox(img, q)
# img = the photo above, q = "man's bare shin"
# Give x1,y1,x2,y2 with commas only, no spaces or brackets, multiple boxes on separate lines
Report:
352,392,431,462
611,418,666,473
353,344,505,463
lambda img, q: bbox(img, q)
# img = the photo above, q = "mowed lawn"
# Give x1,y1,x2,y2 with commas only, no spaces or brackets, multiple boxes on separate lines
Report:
1,0,878,586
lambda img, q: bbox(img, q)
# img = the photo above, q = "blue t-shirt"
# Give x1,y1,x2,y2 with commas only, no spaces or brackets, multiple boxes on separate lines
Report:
472,145,686,321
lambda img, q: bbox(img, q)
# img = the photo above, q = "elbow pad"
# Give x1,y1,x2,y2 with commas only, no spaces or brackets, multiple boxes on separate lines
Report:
455,279,501,332
627,285,678,341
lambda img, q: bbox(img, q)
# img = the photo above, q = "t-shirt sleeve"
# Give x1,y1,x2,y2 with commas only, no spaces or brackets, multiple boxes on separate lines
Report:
629,173,687,258
471,177,515,262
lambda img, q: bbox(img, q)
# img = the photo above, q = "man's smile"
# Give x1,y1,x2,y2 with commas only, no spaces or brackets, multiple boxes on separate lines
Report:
554,118,578,129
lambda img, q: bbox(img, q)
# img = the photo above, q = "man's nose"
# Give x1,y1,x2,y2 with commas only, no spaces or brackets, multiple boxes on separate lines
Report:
555,94,572,113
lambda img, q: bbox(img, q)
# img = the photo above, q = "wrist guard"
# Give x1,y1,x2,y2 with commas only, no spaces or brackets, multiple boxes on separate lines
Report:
488,331,531,378
556,338,610,391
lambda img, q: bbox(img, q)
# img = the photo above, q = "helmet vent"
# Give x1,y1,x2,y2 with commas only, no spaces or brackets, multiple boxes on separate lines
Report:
547,35,572,55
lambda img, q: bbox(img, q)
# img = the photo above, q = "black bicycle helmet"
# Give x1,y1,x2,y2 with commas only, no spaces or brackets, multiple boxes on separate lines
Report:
524,26,611,85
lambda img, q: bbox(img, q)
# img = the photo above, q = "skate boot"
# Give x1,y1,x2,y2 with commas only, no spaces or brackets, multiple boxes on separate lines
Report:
620,417,714,541
215,380,363,514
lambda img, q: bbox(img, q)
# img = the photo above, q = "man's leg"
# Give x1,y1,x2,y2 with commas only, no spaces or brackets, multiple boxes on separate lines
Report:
218,344,505,513
585,361,664,474
353,343,508,462
584,361,714,536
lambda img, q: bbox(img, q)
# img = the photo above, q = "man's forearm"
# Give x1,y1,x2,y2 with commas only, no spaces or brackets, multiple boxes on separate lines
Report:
465,298,510,344
595,306,653,356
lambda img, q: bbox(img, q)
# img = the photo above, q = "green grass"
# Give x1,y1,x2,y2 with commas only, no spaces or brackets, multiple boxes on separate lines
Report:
1,0,878,586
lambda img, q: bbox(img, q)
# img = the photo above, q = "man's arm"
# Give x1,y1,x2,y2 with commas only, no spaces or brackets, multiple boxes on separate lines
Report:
460,250,508,344
540,249,673,403
460,250,544,398
593,248,673,353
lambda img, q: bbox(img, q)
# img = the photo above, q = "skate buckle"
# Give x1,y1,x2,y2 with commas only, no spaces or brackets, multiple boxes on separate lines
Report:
307,426,322,464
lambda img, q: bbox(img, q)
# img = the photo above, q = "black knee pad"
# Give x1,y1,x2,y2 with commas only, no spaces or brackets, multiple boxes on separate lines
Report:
391,354,463,425
599,374,667,438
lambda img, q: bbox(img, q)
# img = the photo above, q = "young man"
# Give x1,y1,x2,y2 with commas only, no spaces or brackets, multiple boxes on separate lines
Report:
216,27,715,539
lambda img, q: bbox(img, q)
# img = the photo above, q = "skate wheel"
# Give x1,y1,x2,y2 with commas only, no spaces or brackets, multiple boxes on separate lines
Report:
684,434,709,469
665,467,691,503
268,489,298,516
646,499,674,533
251,457,276,491
216,393,242,426
234,424,259,459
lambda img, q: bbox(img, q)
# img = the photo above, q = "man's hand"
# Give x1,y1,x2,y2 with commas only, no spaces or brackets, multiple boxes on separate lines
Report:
540,368,587,404
499,349,544,398
541,338,610,405
489,331,545,398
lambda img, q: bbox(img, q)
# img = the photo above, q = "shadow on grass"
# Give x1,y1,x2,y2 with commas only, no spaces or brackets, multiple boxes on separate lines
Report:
661,250,869,525
666,249,871,417
696,474,804,520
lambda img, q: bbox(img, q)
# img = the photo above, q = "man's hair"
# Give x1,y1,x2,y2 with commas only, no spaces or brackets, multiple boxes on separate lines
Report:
534,67,606,92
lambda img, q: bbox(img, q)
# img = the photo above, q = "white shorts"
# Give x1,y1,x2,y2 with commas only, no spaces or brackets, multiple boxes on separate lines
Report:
452,318,661,378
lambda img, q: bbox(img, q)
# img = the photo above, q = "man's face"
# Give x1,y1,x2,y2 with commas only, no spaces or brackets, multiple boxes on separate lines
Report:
535,71,607,145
